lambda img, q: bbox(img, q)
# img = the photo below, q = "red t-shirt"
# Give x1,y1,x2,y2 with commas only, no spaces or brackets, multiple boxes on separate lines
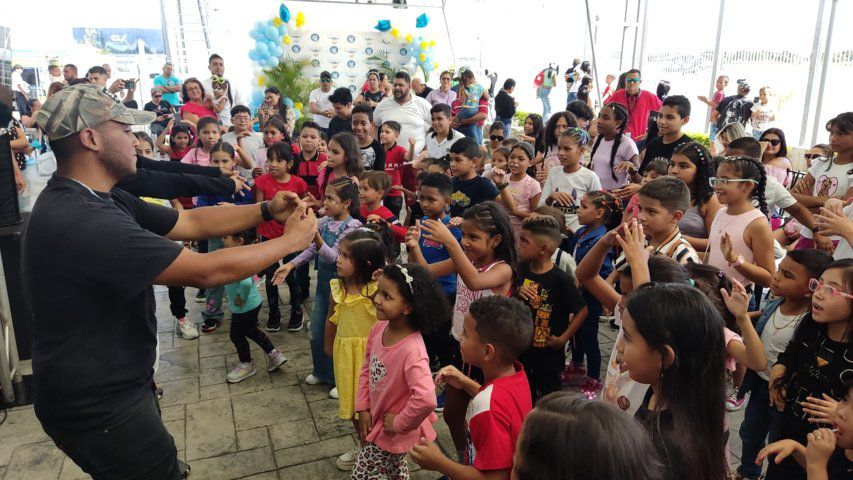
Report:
296,151,327,199
255,174,308,239
605,89,663,139
180,101,217,120
466,362,532,471
385,144,406,198
359,205,406,242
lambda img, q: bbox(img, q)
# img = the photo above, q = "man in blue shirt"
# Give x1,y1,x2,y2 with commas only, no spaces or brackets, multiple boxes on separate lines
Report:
153,62,182,106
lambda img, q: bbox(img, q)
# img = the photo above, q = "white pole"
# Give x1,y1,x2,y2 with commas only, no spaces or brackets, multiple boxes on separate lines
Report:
800,0,826,145
706,0,726,134
584,0,603,108
810,0,837,146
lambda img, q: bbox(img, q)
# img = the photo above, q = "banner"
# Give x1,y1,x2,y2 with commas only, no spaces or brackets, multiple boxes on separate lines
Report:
72,28,166,56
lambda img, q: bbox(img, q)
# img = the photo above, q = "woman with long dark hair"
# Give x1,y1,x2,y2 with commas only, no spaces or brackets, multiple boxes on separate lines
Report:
759,127,792,187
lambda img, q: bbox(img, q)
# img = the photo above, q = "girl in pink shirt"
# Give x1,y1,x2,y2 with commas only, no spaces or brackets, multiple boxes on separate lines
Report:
181,117,221,167
352,263,450,479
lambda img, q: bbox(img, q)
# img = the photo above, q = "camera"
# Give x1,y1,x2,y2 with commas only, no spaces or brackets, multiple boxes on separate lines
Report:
124,79,135,90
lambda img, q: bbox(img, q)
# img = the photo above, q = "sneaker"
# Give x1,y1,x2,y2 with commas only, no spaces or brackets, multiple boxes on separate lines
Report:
178,459,190,479
200,320,220,333
305,374,323,385
287,307,304,332
176,318,199,340
329,387,339,399
155,385,164,400
195,289,205,303
726,391,748,412
266,350,288,372
561,364,587,386
579,377,604,399
265,320,281,332
435,387,446,412
226,361,257,383
335,447,359,471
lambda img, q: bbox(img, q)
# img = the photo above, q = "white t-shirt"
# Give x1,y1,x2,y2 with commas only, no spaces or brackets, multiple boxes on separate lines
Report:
373,95,432,154
758,307,804,381
833,203,853,260
11,70,29,93
425,129,464,159
221,131,264,178
589,135,639,191
539,165,602,232
750,102,774,131
800,159,853,239
309,88,334,129
764,176,796,212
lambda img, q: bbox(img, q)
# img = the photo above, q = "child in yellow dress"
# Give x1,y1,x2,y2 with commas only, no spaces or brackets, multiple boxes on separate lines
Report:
323,228,389,471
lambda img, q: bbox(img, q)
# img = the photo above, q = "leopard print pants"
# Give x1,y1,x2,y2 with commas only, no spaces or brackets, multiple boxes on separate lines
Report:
350,442,409,480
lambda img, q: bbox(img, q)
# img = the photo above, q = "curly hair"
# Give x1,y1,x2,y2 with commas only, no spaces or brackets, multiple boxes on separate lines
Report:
672,142,715,207
718,156,768,216
380,263,450,334
542,111,579,151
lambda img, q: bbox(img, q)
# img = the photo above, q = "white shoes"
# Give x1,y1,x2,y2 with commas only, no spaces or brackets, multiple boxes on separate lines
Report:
226,362,256,383
336,447,359,471
329,387,339,399
266,350,288,372
305,374,322,385
176,318,199,340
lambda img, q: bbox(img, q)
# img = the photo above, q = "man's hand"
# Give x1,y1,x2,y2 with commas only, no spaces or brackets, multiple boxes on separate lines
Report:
283,204,317,249
268,191,301,222
108,79,125,93
410,438,447,471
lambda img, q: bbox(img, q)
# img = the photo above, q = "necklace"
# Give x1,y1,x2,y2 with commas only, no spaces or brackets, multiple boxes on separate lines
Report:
771,308,805,330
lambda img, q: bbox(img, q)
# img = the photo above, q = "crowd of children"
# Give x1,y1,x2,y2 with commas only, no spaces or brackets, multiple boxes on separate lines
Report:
134,75,853,480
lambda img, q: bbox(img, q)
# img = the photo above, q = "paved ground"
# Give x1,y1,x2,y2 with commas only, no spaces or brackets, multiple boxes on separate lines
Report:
0,276,749,479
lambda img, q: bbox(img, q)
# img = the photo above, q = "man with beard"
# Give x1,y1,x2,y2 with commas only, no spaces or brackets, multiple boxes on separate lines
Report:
24,84,316,479
201,53,244,107
373,70,432,153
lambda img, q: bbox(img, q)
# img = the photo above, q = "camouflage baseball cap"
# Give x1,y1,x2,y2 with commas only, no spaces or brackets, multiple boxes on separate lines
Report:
35,84,155,140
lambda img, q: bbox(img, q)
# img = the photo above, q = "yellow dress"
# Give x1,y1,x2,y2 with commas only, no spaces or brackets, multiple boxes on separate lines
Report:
329,279,378,419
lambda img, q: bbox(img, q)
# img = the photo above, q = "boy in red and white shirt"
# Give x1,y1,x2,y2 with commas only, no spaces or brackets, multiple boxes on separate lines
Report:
359,171,407,243
379,120,408,218
410,296,533,478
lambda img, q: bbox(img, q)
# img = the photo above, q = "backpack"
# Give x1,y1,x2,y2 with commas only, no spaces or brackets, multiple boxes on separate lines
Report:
719,96,749,128
534,69,545,87
542,68,555,88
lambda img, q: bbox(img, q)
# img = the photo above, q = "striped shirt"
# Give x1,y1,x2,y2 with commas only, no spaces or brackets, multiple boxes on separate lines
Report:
613,227,699,271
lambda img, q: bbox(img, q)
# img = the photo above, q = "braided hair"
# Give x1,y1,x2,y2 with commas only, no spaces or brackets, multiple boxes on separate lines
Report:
719,156,768,216
560,127,591,147
589,103,628,181
673,142,715,207
584,190,623,231
462,201,518,288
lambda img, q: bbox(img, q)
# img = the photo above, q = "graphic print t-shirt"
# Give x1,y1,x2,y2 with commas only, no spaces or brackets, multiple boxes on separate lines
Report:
450,176,500,217
518,263,585,348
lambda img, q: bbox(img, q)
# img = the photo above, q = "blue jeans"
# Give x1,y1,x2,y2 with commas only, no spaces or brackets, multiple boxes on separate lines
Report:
457,123,483,146
709,122,719,140
571,301,602,379
539,87,552,121
737,377,782,479
495,116,513,137
309,270,335,385
201,238,224,323
752,129,765,140
566,91,578,108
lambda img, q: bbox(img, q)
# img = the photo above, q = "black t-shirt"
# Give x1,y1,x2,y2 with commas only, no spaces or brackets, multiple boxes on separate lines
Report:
328,115,353,138
715,94,753,130
494,90,516,119
639,134,690,173
417,86,433,99
450,175,500,217
634,389,682,480
144,100,174,127
359,139,386,172
828,448,853,479
362,90,386,106
23,175,182,431
518,263,585,349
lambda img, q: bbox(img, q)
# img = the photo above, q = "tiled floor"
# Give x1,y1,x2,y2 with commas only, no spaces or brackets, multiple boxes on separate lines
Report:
0,279,748,479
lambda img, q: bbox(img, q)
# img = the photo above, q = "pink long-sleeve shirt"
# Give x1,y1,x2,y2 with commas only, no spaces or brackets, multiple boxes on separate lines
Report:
355,321,437,453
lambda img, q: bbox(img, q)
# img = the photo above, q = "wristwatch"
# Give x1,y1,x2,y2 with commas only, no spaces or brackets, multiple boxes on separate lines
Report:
260,201,274,222
728,255,745,268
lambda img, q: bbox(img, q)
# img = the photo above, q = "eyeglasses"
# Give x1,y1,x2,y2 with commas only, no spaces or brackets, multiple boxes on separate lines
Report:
708,177,758,187
803,153,824,160
490,135,505,142
809,278,853,299
626,78,641,83
153,94,162,98
760,138,781,146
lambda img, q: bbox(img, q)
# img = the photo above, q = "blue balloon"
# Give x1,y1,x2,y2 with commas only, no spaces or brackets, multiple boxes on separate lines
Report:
251,89,264,106
267,56,280,68
265,26,278,40
283,97,294,108
256,42,269,55
248,50,258,61
293,109,301,121
279,3,291,22
415,13,429,28
278,24,287,36
374,20,391,32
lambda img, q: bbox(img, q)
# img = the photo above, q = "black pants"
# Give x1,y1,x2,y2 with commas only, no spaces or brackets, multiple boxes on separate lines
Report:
384,195,404,219
230,304,275,363
43,392,180,480
519,347,564,403
423,293,456,370
260,247,308,325
167,286,187,319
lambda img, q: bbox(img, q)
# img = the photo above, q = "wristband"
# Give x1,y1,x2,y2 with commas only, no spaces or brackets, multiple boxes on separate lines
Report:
497,183,509,190
260,201,274,222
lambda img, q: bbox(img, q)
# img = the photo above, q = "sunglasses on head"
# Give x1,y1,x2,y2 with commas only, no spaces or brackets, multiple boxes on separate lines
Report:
760,138,781,146
490,135,504,142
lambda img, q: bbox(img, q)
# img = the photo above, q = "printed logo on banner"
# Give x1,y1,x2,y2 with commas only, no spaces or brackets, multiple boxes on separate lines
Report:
347,60,356,68
330,46,339,54
292,45,301,53
311,59,321,67
311,33,320,42
364,47,374,55
399,48,408,56
347,35,356,44
349,84,357,92
332,71,340,79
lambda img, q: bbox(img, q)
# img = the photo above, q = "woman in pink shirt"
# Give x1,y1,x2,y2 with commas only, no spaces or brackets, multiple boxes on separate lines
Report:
180,78,217,126
352,264,450,478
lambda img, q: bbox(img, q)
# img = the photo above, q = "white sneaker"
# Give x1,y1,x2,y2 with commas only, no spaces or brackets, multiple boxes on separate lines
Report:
266,350,288,372
176,318,199,340
305,374,322,385
329,387,339,399
226,362,256,383
335,447,359,471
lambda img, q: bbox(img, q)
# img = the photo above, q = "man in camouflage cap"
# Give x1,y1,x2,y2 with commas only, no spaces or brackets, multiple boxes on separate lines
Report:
23,84,317,479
